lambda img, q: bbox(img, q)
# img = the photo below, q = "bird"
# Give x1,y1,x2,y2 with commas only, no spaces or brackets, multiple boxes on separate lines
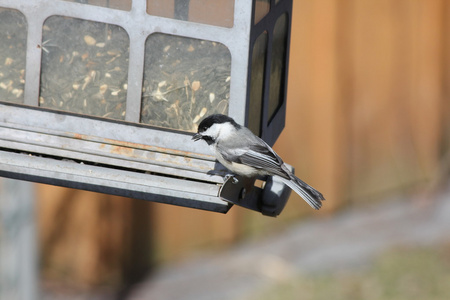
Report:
192,114,325,210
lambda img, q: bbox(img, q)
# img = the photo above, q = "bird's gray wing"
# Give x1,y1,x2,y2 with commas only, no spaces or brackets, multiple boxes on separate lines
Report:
217,131,290,179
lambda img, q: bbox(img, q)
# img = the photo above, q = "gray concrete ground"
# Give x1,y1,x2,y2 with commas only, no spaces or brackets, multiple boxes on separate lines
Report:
126,185,450,300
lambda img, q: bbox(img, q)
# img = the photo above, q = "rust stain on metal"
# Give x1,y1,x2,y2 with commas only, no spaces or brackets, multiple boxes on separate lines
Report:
103,138,153,151
110,145,134,156
102,137,213,161
73,133,88,140
67,132,214,162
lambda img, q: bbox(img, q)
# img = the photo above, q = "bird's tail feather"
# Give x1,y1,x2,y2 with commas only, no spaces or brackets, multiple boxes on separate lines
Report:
280,175,325,210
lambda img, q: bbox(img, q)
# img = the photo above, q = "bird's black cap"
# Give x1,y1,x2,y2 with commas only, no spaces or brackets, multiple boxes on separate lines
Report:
197,114,240,133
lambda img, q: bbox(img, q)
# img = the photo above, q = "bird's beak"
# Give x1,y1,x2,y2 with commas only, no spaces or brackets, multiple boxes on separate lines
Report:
192,133,202,141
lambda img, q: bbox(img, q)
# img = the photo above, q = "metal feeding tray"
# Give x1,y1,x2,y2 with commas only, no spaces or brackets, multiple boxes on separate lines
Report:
0,0,293,216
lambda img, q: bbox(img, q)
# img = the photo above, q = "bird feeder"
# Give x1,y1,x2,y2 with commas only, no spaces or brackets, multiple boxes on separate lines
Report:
0,0,293,216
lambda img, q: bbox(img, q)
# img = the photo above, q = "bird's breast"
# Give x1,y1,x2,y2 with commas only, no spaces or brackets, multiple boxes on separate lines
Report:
213,148,258,177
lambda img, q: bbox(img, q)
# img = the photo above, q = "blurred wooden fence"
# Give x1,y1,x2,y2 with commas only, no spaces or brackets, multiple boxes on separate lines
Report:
37,0,450,288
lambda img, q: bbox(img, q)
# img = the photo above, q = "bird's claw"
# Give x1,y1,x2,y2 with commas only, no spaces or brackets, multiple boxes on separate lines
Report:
224,174,239,184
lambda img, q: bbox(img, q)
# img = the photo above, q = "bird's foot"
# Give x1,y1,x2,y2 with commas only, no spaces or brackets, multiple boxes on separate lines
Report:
224,174,239,184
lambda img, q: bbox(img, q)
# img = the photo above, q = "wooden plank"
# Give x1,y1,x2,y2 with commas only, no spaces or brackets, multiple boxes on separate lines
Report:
348,0,445,201
38,185,148,286
149,202,241,262
273,0,344,214
349,0,400,200
409,0,444,177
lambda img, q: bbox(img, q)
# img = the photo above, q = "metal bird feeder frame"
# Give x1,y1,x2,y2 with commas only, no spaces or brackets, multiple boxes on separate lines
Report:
0,0,293,216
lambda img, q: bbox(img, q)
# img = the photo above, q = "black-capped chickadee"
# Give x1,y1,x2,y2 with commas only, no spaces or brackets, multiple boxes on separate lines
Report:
192,114,325,210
